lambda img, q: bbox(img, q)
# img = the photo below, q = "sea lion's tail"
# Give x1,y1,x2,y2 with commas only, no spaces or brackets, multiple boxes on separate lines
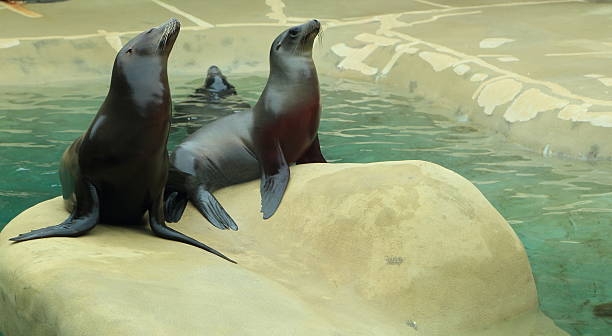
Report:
190,186,239,231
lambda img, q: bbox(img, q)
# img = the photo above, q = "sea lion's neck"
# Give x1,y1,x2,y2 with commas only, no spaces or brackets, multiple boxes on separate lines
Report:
254,55,319,114
268,55,316,84
104,58,170,118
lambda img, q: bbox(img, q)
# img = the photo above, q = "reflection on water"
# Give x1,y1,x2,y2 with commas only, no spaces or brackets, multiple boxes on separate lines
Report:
0,76,611,336
171,91,250,135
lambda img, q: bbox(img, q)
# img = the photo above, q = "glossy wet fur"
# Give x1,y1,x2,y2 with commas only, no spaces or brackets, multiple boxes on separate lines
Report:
66,19,179,224
165,20,326,228
202,65,236,96
254,20,321,164
254,19,324,219
166,111,258,229
10,20,236,264
171,65,248,135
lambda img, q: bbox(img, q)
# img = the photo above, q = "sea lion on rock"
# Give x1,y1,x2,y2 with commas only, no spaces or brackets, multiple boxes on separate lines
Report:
165,19,326,229
10,19,235,264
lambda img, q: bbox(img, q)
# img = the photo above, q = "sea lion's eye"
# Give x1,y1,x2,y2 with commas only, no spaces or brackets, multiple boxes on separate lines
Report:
147,29,153,34
126,48,133,54
289,28,299,37
275,43,281,51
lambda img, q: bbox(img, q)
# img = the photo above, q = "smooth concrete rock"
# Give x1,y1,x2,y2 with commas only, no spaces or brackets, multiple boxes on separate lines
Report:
0,161,568,336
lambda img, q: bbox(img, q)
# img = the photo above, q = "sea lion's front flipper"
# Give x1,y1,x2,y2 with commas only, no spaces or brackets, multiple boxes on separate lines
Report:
10,181,100,242
149,195,236,264
260,141,290,219
190,186,238,231
296,135,327,164
164,191,188,223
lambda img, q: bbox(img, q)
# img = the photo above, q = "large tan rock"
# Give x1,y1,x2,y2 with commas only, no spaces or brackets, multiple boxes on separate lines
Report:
0,161,567,336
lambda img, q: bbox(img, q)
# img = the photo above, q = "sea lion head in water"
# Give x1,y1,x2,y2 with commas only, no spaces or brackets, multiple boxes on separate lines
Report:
10,19,236,264
203,65,236,97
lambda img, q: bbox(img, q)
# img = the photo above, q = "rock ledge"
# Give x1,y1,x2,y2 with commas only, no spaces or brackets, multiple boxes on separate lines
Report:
0,161,568,336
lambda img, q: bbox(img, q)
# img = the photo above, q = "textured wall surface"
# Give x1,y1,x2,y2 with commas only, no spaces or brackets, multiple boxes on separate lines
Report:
1,0,612,159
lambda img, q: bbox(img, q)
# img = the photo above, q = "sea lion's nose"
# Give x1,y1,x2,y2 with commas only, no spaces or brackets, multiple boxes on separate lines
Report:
312,19,320,29
161,18,181,30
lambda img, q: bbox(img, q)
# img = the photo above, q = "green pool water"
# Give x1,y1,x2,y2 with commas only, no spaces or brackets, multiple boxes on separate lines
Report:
0,75,610,336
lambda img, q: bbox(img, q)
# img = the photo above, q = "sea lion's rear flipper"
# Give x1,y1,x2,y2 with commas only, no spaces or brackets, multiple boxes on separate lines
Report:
9,181,100,242
149,196,236,264
296,135,327,164
260,141,290,219
190,186,238,231
164,191,188,223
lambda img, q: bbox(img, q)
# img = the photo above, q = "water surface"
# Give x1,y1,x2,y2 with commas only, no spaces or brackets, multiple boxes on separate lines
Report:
0,76,610,336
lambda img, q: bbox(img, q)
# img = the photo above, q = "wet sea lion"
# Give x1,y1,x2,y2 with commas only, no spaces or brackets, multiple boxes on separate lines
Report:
195,65,237,99
10,19,234,263
172,65,249,135
165,19,326,230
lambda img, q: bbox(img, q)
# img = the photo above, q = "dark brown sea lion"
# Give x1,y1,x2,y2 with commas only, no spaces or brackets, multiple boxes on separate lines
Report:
10,19,235,263
165,19,326,230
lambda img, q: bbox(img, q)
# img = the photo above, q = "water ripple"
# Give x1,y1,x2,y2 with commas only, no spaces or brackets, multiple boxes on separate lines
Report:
0,76,610,336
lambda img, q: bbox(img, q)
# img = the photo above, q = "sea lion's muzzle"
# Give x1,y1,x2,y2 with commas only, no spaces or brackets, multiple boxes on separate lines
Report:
299,19,320,43
311,19,320,31
157,18,181,52
308,19,320,35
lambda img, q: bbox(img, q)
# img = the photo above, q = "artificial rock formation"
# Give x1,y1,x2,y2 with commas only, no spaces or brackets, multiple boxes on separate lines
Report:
0,161,568,336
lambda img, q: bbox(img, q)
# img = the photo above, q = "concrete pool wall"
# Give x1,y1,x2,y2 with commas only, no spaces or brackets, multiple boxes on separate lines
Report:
1,0,612,160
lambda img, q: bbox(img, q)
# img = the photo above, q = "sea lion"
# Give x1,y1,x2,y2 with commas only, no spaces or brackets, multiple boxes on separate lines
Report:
196,65,238,99
165,19,325,230
172,65,250,135
10,19,234,264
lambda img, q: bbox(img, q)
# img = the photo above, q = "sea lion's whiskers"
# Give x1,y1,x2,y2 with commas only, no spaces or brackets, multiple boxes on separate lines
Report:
158,21,175,50
158,28,168,50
